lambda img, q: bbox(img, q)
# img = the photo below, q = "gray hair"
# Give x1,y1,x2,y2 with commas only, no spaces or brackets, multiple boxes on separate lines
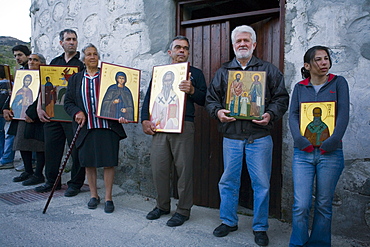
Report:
31,53,46,64
80,43,100,61
231,25,257,44
168,35,190,50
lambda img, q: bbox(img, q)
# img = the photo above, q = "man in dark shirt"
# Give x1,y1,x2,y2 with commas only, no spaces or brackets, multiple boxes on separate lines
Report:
141,36,207,227
34,29,85,197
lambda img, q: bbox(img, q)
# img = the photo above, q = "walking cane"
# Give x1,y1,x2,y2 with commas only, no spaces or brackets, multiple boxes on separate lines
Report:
43,125,82,214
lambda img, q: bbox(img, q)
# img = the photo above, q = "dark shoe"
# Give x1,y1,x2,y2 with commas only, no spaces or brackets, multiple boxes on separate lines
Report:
166,212,189,227
213,223,238,237
34,183,61,193
104,201,114,213
13,172,32,182
0,162,14,169
146,207,170,220
88,197,100,209
64,187,80,197
253,231,269,246
22,175,45,186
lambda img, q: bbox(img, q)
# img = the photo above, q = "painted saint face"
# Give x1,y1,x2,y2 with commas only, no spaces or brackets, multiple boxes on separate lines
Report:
117,76,126,87
313,107,322,117
23,76,32,87
162,73,174,86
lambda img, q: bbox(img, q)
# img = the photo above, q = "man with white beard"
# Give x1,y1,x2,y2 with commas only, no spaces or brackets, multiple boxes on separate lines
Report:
205,25,289,246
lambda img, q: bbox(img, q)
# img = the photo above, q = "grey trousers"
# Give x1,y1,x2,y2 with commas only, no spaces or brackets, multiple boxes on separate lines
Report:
150,121,194,217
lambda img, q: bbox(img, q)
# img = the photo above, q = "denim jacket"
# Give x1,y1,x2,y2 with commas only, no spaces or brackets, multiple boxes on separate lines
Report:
289,74,350,153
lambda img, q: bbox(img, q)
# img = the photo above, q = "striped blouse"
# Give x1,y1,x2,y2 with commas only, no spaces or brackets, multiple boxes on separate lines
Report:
81,70,108,130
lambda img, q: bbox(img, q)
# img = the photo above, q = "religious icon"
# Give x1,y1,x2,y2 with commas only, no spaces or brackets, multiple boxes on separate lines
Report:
300,101,336,146
97,62,140,122
9,70,40,120
39,65,79,122
149,62,189,133
225,70,266,120
3,65,13,87
1,65,13,104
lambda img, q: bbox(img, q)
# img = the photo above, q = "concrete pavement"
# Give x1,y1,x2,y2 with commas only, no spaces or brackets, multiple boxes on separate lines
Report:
0,155,358,247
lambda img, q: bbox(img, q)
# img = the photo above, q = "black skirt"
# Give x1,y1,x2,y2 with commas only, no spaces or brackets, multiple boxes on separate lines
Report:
13,121,44,152
78,128,120,168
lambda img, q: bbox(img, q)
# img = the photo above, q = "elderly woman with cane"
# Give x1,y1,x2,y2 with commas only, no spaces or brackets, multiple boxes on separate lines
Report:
64,43,128,213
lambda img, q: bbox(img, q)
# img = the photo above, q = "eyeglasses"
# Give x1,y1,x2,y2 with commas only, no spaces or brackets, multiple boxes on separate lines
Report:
173,45,189,51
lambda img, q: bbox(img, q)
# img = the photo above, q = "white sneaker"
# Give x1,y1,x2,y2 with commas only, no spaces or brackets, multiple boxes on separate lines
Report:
15,164,25,172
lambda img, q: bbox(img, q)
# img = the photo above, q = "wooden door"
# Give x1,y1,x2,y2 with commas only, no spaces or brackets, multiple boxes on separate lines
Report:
185,22,231,208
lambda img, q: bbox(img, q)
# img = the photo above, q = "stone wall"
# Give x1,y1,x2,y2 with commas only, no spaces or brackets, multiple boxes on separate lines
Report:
29,0,177,197
284,0,370,243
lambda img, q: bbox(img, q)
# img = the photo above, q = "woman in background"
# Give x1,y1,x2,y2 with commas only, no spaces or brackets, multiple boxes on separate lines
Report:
7,53,46,186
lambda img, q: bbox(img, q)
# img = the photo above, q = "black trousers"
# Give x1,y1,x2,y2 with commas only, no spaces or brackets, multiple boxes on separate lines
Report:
44,121,85,188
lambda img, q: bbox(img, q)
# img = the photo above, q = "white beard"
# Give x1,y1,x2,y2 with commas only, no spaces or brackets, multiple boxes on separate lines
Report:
234,47,254,60
162,84,173,101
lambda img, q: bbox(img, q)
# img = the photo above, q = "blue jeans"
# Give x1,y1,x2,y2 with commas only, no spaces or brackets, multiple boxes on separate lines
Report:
219,136,273,231
0,117,5,158
289,148,344,247
0,119,14,164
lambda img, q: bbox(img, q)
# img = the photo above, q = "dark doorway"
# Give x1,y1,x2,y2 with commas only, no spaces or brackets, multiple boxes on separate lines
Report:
177,0,285,218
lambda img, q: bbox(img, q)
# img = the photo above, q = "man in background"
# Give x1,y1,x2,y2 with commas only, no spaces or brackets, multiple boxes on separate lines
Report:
12,45,31,69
